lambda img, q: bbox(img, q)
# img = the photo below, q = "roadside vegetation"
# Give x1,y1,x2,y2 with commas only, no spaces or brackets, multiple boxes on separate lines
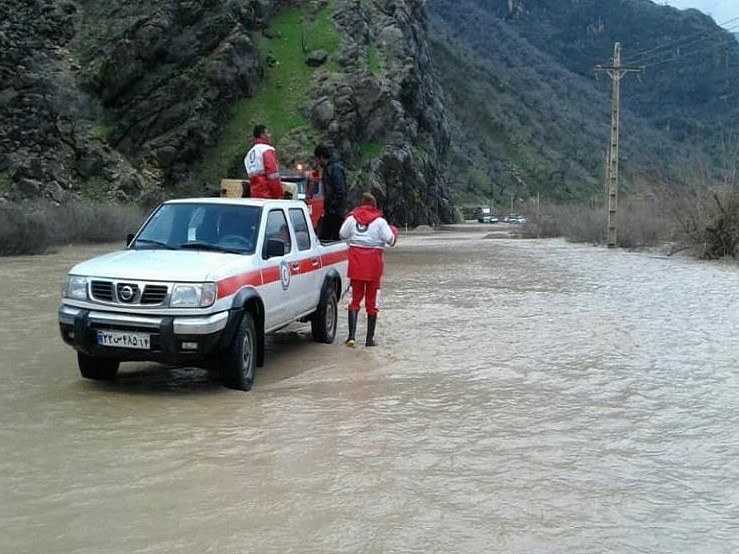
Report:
518,196,670,248
0,201,146,256
6,184,739,259
517,185,739,259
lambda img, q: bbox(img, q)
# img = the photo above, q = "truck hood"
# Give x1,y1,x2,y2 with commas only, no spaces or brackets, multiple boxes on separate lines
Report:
69,249,249,282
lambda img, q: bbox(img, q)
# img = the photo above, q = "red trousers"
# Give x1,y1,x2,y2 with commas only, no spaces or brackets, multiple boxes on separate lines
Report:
349,279,381,316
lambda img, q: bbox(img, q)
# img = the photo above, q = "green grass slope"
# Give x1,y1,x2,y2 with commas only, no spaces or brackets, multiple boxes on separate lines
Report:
195,2,341,185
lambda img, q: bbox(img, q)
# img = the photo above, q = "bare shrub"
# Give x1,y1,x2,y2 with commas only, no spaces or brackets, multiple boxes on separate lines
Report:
0,201,146,256
0,204,52,255
614,196,674,249
45,202,146,244
520,203,607,244
519,214,562,238
670,187,739,259
665,135,739,259
520,195,674,248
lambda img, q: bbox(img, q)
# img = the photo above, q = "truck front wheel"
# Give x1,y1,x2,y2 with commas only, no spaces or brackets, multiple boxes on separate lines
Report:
222,312,257,391
77,352,119,380
311,290,337,344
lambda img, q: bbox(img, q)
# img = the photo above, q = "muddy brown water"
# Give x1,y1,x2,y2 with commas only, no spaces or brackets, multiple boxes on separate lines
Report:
2,227,739,553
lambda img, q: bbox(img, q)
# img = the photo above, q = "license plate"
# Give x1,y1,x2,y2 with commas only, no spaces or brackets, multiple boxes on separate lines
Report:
97,330,151,350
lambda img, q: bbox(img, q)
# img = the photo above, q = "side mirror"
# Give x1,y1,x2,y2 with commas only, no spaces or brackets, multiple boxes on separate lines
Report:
264,238,285,259
126,233,135,247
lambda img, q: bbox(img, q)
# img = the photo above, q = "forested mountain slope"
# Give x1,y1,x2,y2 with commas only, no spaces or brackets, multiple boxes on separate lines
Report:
428,0,739,207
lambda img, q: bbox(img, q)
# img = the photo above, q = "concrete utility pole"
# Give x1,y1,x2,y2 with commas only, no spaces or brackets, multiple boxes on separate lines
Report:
595,43,643,248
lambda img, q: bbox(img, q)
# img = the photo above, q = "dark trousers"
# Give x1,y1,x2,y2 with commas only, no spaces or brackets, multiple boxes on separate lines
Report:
318,213,343,241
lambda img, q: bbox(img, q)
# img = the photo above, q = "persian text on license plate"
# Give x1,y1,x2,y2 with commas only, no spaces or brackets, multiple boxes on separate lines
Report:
97,330,151,350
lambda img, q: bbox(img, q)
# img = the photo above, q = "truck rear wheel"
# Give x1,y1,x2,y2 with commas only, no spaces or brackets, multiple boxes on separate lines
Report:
311,290,337,344
77,352,119,380
222,312,257,391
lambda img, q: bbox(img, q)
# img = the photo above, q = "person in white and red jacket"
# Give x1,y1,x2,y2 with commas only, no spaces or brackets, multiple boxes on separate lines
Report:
244,124,283,199
339,192,398,347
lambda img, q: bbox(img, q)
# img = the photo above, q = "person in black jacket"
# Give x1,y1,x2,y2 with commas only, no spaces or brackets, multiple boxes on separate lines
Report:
314,143,347,241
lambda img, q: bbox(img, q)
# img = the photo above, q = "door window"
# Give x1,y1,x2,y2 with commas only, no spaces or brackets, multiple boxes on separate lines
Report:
289,208,312,251
263,209,291,256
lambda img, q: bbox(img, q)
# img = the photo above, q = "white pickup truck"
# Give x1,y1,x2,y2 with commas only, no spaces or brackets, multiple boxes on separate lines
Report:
58,198,349,391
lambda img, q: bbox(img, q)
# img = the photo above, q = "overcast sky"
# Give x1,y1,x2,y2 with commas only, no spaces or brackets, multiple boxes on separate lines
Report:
659,0,739,27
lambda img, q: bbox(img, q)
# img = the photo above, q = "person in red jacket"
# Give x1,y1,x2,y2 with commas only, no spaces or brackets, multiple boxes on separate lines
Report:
243,124,283,199
339,192,398,347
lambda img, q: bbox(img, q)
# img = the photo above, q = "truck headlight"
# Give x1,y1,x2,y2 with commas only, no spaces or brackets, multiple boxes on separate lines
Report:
170,283,216,307
64,276,88,300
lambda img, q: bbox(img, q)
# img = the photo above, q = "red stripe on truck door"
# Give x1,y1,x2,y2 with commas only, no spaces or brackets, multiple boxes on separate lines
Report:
321,249,348,266
261,266,281,283
299,256,320,273
217,250,347,299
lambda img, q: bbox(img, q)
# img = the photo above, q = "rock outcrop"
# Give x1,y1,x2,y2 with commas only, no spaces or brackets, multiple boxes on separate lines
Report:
0,0,452,224
304,0,451,224
0,0,145,203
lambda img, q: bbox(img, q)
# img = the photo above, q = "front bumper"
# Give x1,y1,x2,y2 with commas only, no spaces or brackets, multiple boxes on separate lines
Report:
58,305,234,364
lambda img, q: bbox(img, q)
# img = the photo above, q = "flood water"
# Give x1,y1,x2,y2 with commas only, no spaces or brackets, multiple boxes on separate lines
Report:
2,227,739,553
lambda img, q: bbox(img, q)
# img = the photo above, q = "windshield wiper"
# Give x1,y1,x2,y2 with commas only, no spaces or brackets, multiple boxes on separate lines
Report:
134,238,176,250
179,241,245,254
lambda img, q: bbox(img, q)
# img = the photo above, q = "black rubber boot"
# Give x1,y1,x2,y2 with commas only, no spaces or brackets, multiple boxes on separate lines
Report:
345,310,358,348
365,315,377,347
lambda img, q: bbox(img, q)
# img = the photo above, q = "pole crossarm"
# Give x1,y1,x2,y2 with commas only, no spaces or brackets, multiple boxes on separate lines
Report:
594,65,645,79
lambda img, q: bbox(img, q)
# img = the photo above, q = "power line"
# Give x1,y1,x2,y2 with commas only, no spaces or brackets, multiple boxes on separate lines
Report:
641,33,739,68
626,22,739,66
622,14,739,65
623,13,739,61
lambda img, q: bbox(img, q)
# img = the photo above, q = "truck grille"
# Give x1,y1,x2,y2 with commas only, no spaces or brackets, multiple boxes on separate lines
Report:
90,280,170,306
141,285,168,304
91,280,114,301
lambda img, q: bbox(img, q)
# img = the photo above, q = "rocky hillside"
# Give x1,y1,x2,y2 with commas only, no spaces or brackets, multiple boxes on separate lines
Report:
3,0,737,223
0,0,452,225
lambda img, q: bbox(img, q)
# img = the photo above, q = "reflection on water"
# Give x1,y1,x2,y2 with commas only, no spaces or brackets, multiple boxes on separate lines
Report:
2,231,739,553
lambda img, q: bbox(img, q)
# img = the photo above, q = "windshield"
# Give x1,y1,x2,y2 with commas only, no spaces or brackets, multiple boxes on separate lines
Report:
132,203,261,255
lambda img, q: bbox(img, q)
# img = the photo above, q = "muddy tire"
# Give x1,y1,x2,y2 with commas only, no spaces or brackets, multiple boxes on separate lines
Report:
311,290,337,344
77,352,119,380
222,312,257,391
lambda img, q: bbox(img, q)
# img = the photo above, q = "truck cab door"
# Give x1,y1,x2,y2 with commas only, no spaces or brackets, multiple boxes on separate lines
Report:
261,209,302,329
288,207,322,315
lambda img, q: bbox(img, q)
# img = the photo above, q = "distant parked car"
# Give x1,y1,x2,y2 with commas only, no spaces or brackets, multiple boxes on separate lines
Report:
504,213,526,224
479,213,499,224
